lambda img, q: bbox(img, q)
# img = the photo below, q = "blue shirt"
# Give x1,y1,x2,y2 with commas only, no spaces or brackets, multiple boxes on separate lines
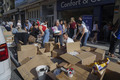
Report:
58,25,63,34
115,26,120,39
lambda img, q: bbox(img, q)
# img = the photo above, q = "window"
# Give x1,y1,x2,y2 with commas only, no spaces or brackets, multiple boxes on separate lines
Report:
37,10,38,18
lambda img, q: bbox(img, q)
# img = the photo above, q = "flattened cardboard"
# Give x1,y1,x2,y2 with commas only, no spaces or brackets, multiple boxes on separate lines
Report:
18,45,37,64
76,52,96,65
66,42,80,53
60,54,81,65
45,41,54,52
17,55,57,80
56,72,77,80
56,65,98,80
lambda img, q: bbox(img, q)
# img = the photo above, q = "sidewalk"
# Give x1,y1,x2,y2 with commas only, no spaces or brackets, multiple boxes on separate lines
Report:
87,41,120,62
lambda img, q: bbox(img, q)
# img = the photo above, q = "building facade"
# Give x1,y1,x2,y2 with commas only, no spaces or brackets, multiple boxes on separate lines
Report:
15,0,57,28
57,0,116,40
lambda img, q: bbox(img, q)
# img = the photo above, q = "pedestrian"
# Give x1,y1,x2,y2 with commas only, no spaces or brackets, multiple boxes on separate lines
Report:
42,21,48,27
91,21,99,43
75,20,89,46
36,19,40,27
17,20,22,30
63,20,68,33
25,19,33,32
34,23,50,48
103,22,110,41
108,19,120,57
69,17,77,38
63,32,74,43
5,21,11,31
54,20,63,46
79,16,86,25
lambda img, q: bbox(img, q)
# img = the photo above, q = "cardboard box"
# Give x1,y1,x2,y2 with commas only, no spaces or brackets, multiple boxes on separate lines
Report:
58,62,71,69
54,43,61,49
51,49,65,58
37,48,45,54
76,52,96,65
81,46,91,52
44,52,51,57
18,45,37,64
17,55,57,80
92,48,105,61
66,42,80,53
103,62,120,80
45,42,54,52
60,54,81,65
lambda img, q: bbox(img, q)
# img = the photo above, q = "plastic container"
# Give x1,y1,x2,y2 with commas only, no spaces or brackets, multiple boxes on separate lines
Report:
36,65,49,80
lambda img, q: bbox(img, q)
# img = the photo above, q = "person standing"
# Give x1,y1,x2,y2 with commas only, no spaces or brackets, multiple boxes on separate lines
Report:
34,23,50,48
5,21,11,31
91,21,99,43
36,19,40,27
79,16,86,25
17,20,22,30
63,20,68,33
54,20,63,46
69,17,77,38
75,20,89,46
25,19,32,32
103,23,110,41
108,19,120,57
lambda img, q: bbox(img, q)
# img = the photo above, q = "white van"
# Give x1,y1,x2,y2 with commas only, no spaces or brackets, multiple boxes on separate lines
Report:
0,26,11,80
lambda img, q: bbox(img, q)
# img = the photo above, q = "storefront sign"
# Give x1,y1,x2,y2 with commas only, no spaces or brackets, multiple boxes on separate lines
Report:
57,0,115,11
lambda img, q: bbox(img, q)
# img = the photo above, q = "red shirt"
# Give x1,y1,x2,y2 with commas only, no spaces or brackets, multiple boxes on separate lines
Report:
70,22,76,29
41,25,46,31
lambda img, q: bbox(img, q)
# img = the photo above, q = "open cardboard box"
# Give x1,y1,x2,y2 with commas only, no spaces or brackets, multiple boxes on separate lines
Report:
17,55,57,80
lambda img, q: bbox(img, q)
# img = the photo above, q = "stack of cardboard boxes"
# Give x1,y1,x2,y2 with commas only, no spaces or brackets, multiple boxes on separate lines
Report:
3,32,14,43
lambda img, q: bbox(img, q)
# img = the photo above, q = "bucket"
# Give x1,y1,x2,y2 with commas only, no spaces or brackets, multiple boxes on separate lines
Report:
36,65,49,80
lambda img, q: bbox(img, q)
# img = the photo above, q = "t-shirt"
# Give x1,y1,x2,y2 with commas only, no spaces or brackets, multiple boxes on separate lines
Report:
58,25,63,34
66,37,74,43
17,22,21,27
70,22,76,29
79,24,88,33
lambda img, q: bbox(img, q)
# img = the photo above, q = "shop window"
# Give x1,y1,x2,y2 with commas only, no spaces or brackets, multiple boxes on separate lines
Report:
37,10,38,18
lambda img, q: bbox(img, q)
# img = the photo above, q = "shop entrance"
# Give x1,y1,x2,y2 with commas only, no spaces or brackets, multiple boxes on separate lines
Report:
60,7,93,22
46,15,54,28
99,4,114,41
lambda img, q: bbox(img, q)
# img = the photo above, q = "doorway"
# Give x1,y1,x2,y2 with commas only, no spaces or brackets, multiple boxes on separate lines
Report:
46,15,54,28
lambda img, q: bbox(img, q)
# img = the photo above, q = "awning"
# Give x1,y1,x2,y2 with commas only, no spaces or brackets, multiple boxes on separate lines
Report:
3,9,17,15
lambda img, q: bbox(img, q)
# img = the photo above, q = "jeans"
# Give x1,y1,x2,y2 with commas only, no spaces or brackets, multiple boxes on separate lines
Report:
109,36,120,54
42,29,50,47
55,35,63,46
81,32,89,46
